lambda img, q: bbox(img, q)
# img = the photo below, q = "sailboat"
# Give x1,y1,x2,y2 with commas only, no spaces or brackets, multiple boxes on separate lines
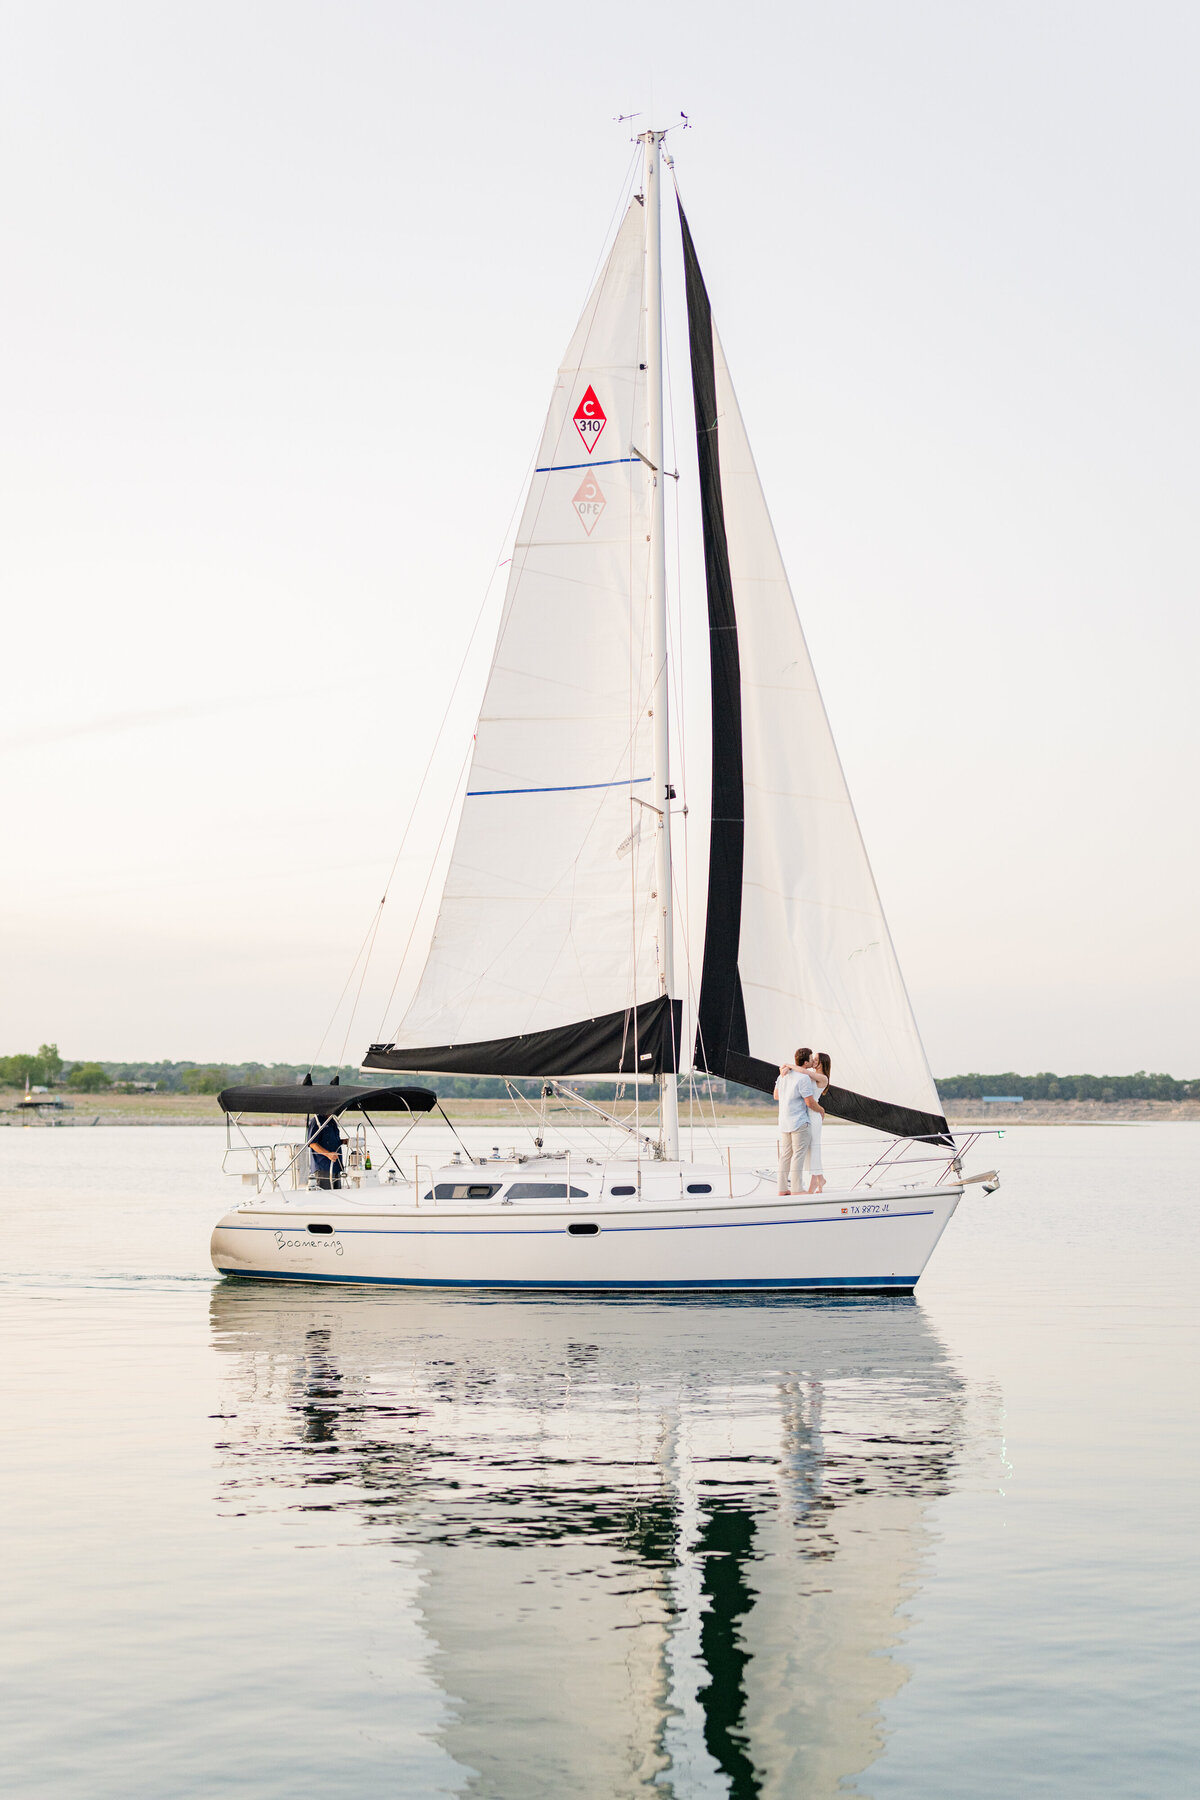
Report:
211,129,996,1292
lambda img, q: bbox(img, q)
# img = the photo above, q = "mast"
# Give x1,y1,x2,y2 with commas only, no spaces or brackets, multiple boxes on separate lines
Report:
641,127,679,1160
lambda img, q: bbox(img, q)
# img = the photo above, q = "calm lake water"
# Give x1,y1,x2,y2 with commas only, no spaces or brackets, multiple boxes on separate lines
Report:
2,1122,1197,1798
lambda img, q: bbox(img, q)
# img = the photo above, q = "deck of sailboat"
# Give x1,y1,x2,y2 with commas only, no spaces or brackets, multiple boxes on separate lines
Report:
223,1166,964,1218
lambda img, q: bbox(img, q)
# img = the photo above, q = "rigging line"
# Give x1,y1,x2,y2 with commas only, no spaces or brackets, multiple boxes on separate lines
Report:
662,311,695,1069
502,1079,547,1151
689,1014,727,1153
364,339,619,1050
629,390,641,1137
327,905,385,1071
503,1081,618,1161
579,143,642,305
624,394,643,1119
434,1102,480,1167
311,900,389,1071
335,896,390,1070
672,797,724,1157
376,734,475,1042
340,456,541,1054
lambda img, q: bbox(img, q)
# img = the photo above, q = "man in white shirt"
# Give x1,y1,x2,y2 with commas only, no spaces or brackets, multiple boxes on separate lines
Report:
774,1047,821,1195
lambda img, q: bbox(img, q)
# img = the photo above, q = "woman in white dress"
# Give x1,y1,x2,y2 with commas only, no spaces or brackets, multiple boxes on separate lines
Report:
807,1052,831,1193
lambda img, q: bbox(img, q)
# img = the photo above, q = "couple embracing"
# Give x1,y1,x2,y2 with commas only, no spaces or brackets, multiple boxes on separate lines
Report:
774,1048,832,1196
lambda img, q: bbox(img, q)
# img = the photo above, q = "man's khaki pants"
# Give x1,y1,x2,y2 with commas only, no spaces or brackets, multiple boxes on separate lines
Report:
778,1125,811,1194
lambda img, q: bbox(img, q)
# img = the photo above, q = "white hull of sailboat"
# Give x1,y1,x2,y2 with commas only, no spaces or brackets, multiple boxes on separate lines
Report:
211,1182,962,1294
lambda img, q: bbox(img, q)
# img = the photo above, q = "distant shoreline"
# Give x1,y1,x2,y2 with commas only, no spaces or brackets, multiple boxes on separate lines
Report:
2,1090,1198,1129
944,1098,1200,1125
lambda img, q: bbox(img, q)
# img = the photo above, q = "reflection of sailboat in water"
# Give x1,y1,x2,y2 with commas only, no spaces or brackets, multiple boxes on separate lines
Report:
210,1287,991,1798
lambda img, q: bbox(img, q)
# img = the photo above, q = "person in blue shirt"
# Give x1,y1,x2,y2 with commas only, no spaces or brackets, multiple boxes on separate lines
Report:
774,1047,824,1195
308,1113,345,1189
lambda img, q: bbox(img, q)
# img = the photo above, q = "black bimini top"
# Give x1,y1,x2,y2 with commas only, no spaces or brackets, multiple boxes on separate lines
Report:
218,1083,437,1117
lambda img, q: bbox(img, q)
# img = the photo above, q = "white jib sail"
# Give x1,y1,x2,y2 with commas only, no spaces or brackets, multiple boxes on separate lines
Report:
393,203,659,1049
713,331,943,1119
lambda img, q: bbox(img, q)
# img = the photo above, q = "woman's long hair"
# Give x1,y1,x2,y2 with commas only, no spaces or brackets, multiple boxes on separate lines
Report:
815,1052,831,1086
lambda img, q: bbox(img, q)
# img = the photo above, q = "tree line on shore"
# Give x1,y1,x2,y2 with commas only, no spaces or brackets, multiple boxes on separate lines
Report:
934,1071,1199,1101
2,1046,1198,1104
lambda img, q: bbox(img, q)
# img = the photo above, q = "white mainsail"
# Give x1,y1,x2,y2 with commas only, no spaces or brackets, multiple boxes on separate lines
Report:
387,202,661,1057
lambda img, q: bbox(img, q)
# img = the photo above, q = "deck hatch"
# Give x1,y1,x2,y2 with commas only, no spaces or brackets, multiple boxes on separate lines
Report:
505,1182,589,1199
425,1183,503,1200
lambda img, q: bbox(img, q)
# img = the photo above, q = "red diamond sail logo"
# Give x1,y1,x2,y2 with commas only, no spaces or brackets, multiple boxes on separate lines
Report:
572,472,606,536
572,385,607,455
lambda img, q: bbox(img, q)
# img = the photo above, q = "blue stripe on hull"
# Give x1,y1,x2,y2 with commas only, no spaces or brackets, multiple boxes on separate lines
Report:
219,1208,936,1239
215,1268,919,1292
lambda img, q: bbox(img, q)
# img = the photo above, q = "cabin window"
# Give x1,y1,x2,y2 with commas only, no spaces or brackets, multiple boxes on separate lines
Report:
567,1221,600,1236
686,1183,713,1194
306,1222,334,1234
609,1184,636,1196
504,1182,588,1199
426,1183,502,1200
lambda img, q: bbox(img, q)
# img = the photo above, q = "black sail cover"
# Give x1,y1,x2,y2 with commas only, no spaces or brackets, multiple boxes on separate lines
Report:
678,203,951,1145
365,997,681,1081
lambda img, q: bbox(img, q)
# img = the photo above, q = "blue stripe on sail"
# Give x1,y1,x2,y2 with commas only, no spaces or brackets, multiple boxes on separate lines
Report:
534,458,638,472
466,776,650,798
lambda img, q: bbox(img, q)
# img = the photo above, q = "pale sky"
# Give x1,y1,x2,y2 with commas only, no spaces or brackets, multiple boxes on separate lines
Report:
3,1,1197,1076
